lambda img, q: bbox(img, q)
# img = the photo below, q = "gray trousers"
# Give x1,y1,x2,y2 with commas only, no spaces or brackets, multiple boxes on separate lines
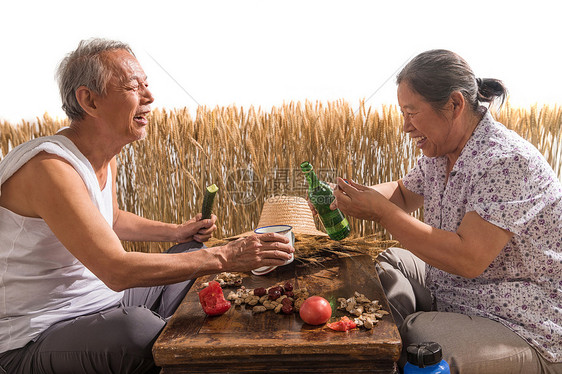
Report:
0,241,203,374
377,247,562,374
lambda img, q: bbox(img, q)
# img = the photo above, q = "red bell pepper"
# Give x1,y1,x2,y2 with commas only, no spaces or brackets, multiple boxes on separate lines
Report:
327,316,357,331
198,280,231,316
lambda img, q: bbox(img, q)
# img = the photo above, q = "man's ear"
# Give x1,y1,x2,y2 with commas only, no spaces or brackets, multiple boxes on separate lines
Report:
75,86,99,118
450,91,465,120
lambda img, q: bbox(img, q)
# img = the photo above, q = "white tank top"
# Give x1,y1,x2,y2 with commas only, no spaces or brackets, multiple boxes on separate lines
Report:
0,135,123,353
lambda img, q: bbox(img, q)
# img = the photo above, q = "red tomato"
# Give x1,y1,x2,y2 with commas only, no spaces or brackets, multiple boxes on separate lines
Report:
327,316,357,331
198,281,231,316
299,296,332,325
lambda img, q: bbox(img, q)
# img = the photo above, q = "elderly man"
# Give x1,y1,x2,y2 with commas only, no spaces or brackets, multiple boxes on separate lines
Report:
0,38,293,374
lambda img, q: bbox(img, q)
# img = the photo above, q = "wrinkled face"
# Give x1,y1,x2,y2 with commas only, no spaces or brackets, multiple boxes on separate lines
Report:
96,49,154,142
397,82,455,158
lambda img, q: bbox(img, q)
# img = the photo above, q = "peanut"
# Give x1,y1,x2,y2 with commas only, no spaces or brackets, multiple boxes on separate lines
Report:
253,305,267,313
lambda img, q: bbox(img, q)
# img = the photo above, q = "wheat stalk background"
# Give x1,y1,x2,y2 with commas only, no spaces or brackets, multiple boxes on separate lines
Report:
2,102,560,252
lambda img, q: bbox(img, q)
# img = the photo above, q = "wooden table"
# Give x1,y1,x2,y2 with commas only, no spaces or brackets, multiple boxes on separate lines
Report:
153,254,402,373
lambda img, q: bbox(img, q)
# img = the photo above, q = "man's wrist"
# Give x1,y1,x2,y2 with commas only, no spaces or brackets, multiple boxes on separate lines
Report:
205,246,227,272
171,223,183,242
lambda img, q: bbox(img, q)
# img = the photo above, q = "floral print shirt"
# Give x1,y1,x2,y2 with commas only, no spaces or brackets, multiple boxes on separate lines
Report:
402,109,562,362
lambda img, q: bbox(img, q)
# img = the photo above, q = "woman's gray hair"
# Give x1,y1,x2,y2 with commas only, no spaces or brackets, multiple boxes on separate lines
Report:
55,38,134,121
396,49,507,111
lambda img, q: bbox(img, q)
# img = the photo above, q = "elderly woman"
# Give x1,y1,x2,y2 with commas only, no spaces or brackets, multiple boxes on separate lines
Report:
0,39,293,374
332,50,561,373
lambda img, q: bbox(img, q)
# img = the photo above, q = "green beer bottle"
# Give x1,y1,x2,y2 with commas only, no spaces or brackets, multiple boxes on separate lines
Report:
300,161,351,240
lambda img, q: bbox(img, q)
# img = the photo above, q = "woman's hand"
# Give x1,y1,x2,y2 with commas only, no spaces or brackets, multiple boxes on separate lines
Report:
176,213,218,243
215,233,294,272
330,178,390,222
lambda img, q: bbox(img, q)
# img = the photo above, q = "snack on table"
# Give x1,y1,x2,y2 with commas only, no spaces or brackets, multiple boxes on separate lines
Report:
226,282,310,314
198,281,231,316
201,272,243,288
337,291,389,329
327,316,357,331
208,278,389,330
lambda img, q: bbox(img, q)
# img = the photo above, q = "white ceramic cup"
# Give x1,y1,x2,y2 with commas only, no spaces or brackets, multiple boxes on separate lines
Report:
251,225,295,275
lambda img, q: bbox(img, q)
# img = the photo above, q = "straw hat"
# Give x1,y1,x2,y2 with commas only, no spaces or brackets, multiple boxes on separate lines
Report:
229,195,328,239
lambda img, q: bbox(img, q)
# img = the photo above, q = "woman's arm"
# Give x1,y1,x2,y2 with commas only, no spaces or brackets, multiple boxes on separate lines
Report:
378,206,512,278
369,180,424,214
334,178,513,278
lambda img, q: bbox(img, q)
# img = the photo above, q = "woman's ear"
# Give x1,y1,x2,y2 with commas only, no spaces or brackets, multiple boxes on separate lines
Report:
450,91,465,120
75,86,98,118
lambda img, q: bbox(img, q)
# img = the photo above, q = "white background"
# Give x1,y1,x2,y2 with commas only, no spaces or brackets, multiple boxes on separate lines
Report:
1,0,560,123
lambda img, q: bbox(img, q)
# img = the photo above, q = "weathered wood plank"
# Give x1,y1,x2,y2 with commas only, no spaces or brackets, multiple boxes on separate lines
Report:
153,254,401,373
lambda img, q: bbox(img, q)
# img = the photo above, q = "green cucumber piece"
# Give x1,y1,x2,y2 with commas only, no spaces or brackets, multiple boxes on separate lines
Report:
201,184,219,219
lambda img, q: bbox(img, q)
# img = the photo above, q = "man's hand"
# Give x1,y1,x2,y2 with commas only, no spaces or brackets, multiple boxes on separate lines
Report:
214,233,294,272
176,213,218,243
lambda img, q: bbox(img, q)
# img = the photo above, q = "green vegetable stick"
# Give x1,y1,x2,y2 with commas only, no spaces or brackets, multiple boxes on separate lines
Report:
201,184,219,220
